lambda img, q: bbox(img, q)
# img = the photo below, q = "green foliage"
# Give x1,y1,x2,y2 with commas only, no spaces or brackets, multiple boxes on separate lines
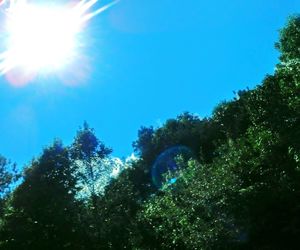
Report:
137,158,242,249
0,155,19,240
212,89,252,139
276,15,300,62
0,141,85,250
70,122,112,202
0,156,18,198
132,15,300,249
90,158,154,249
71,121,112,161
134,112,224,166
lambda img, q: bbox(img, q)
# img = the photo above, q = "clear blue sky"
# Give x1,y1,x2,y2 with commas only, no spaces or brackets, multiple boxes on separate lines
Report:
0,0,299,166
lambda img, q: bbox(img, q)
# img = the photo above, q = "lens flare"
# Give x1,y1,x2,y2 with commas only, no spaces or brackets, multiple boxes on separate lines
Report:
151,146,195,189
0,0,119,85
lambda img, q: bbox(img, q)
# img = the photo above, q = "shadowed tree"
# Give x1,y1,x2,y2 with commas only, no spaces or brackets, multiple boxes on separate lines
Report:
0,156,18,197
0,155,19,224
0,141,84,250
134,15,300,250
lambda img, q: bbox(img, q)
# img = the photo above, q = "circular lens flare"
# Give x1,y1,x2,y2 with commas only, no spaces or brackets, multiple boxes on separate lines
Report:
151,145,195,189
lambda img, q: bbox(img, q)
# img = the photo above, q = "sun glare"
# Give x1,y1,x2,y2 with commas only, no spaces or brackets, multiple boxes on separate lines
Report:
0,0,118,85
6,4,80,72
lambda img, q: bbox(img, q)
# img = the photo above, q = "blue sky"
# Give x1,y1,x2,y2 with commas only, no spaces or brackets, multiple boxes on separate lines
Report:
0,0,299,166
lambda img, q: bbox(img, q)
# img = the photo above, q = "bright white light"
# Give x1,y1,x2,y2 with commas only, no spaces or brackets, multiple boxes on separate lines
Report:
5,4,80,72
0,0,119,83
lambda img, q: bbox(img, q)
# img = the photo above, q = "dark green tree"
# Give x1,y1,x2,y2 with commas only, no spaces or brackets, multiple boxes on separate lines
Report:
0,141,84,250
0,156,18,197
134,15,300,249
0,156,19,216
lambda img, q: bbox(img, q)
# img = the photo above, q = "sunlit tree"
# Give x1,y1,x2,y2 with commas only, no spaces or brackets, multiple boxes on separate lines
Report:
70,122,112,203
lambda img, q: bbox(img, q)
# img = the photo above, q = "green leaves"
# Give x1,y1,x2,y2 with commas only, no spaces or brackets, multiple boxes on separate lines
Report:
131,15,300,249
0,141,83,250
0,156,19,199
276,15,300,62
71,122,112,161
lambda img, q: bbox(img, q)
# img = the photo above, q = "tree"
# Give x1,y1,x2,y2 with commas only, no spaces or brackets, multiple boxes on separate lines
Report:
276,15,300,62
134,15,300,249
70,122,113,248
0,155,19,223
0,156,18,197
70,122,112,203
0,141,84,250
95,159,154,249
0,157,18,249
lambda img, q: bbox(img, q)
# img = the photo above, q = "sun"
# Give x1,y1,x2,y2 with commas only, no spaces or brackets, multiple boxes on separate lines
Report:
0,0,119,85
4,3,81,72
